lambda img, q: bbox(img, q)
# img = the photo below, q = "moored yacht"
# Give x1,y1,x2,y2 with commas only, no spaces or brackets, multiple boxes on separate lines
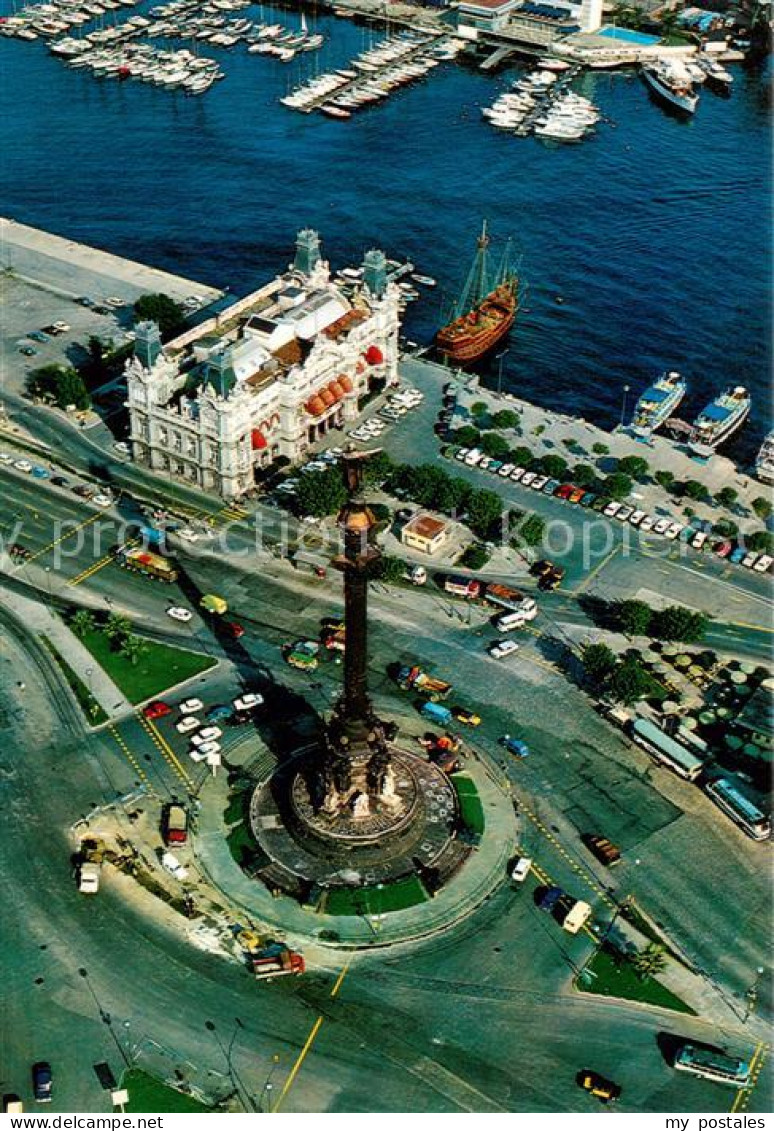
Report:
642,62,699,114
689,386,750,457
631,370,687,438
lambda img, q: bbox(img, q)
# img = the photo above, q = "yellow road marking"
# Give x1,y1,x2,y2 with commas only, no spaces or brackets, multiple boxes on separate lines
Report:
272,961,352,1112
108,725,159,799
572,544,621,596
730,1042,766,1113
725,622,773,635
521,804,614,908
138,715,195,791
68,553,115,586
23,510,104,567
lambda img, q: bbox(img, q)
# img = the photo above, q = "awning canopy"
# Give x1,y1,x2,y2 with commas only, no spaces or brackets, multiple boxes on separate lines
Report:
251,429,267,450
365,345,384,365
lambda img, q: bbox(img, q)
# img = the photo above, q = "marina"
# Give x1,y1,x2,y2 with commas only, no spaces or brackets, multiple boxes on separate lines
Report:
482,61,602,143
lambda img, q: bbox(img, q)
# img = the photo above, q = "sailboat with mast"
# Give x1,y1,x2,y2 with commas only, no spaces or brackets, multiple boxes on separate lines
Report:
436,222,518,365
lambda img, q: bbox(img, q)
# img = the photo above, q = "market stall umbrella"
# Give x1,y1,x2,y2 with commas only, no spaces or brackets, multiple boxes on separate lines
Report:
724,734,743,750
688,665,706,680
731,671,748,685
682,716,698,731
674,654,692,669
641,649,660,666
662,644,679,658
739,662,756,675
715,707,731,719
661,700,680,715
698,710,717,725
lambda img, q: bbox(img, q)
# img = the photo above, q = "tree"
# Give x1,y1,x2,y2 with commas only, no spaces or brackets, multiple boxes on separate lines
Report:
452,425,481,448
608,658,653,706
571,464,596,487
751,497,772,521
460,543,490,570
26,364,91,411
467,488,503,539
509,446,533,467
628,943,667,983
713,518,738,539
119,634,148,667
541,453,568,480
617,455,649,480
682,479,710,503
747,530,774,555
371,555,408,584
603,472,633,501
294,466,347,517
714,486,738,509
480,431,511,461
582,642,618,690
654,469,675,491
133,293,187,340
104,612,132,645
592,442,609,456
513,513,546,548
470,402,488,419
70,609,97,638
650,605,708,643
363,450,393,486
616,599,653,637
491,409,519,430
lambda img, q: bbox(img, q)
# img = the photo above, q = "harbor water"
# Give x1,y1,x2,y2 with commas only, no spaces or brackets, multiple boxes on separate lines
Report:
1,3,771,457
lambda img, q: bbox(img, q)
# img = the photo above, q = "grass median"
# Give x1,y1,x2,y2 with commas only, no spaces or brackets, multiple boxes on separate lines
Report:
41,636,108,725
577,948,695,1015
121,1069,214,1113
77,627,215,704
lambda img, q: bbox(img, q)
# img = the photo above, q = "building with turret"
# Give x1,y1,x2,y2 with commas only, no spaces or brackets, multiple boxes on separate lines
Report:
125,230,401,500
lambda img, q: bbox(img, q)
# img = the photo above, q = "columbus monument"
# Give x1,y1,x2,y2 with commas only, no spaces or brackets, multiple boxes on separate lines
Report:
248,448,463,896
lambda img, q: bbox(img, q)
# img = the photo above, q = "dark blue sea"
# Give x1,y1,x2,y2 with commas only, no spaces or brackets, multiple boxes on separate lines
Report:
2,3,771,458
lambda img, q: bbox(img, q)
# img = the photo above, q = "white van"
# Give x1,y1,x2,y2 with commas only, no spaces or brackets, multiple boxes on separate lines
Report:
496,610,528,632
562,899,592,935
465,448,483,466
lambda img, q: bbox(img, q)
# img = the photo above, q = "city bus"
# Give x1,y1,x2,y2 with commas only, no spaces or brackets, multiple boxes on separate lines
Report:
674,1045,750,1088
629,718,705,781
704,777,771,842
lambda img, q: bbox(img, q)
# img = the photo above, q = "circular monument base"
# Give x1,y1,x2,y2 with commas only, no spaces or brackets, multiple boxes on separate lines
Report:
249,744,460,891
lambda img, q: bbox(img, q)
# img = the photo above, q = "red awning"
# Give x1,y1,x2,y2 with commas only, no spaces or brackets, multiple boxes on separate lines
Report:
328,380,344,400
318,388,335,407
306,396,325,416
251,429,267,451
365,345,384,365
338,375,354,393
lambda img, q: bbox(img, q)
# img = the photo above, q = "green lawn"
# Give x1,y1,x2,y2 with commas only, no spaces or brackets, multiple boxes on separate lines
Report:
325,875,428,916
77,627,215,704
577,948,696,1015
41,636,108,724
121,1069,213,1113
452,776,485,835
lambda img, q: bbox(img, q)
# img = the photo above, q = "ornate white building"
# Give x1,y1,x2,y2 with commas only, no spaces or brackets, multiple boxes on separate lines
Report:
125,230,401,500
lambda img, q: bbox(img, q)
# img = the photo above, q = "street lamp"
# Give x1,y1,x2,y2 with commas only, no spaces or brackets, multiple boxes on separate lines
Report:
495,349,509,396
619,384,631,429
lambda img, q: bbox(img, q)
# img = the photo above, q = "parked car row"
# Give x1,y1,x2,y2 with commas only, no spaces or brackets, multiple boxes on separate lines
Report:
451,446,773,574
145,691,263,764
348,386,424,444
0,454,116,507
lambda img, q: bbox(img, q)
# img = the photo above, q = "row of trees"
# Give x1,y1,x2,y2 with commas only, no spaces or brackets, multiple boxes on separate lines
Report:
581,644,661,707
70,609,148,665
614,600,708,643
26,364,91,411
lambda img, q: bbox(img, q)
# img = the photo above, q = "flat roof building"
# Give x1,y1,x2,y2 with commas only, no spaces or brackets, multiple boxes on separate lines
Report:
401,513,451,556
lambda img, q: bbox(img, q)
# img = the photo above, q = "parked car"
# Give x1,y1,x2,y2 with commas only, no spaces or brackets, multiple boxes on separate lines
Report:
190,740,221,762
591,496,609,512
175,716,200,735
19,345,37,356
50,475,69,488
498,463,515,478
639,514,656,531
728,546,746,565
30,466,49,479
501,735,530,758
555,484,574,500
691,531,708,549
615,505,633,522
224,621,245,639
92,493,113,508
233,692,264,712
543,478,560,495
143,700,172,720
569,487,586,504
167,606,193,623
603,502,621,518
511,467,526,481
521,471,536,486
713,540,733,558
538,886,564,912
28,330,50,343
13,459,32,473
510,856,533,883
753,554,773,573
32,1062,53,1103
741,552,759,568
665,521,684,540
653,518,671,535
530,475,549,491
578,1071,621,1103
629,509,646,526
452,706,481,726
579,492,596,508
206,705,233,723
488,639,520,660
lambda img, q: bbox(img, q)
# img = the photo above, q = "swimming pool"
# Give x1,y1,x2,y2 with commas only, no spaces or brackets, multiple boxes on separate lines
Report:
598,26,662,45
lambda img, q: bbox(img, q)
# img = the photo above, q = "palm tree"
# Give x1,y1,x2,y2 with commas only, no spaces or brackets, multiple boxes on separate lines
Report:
118,635,147,667
104,612,131,645
629,943,668,982
70,609,97,638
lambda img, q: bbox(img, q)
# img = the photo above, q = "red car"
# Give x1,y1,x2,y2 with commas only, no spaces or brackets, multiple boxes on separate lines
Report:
713,540,733,558
555,484,574,500
143,700,171,720
569,487,586,504
225,621,245,639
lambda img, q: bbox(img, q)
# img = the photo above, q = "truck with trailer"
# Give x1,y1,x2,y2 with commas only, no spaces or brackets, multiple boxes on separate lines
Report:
112,544,179,583
443,575,481,599
583,835,621,866
484,583,538,620
250,943,306,980
397,665,453,701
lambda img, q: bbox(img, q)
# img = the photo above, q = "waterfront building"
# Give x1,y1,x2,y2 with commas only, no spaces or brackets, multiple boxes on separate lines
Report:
401,513,451,555
125,230,401,500
457,0,521,32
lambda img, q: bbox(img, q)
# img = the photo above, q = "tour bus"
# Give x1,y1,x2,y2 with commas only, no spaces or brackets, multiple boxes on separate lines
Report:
704,777,771,842
629,718,706,782
674,1045,750,1088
